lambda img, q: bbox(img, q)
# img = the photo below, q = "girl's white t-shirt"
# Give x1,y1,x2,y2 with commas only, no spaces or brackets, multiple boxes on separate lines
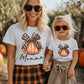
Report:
48,38,79,61
3,23,52,65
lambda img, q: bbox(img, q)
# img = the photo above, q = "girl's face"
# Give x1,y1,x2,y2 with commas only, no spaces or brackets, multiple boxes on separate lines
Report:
54,20,69,39
25,0,42,22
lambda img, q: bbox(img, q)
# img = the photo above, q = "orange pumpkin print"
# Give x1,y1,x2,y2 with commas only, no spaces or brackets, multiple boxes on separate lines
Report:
0,53,3,66
78,48,84,67
22,32,42,55
79,52,84,67
58,44,70,57
0,44,7,56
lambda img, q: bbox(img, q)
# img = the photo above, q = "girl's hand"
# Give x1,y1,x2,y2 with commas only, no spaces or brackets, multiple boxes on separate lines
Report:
43,60,52,72
43,60,49,69
68,67,74,77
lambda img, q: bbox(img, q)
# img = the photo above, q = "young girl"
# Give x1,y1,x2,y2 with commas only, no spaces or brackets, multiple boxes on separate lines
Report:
43,14,79,84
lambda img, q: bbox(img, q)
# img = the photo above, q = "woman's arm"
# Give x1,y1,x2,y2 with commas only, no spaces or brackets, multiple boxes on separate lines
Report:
7,44,16,84
68,50,78,77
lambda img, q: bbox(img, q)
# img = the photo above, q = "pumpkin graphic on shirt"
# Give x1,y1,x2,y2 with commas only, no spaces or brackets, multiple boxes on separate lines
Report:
22,32,42,55
58,44,70,57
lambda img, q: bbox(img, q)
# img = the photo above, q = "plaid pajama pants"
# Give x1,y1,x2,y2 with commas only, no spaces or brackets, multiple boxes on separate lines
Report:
13,64,47,84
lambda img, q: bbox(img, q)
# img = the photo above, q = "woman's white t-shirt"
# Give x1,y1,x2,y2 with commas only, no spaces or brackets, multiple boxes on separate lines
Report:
3,23,52,65
48,38,79,61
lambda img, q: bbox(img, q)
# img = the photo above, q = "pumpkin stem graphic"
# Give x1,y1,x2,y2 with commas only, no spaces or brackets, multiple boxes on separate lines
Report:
31,32,35,39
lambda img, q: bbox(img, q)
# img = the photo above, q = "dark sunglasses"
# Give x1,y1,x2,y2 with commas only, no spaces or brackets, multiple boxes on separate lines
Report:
24,5,42,12
54,25,69,31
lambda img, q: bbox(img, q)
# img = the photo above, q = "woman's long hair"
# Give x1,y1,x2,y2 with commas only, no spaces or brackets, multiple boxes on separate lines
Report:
17,0,49,32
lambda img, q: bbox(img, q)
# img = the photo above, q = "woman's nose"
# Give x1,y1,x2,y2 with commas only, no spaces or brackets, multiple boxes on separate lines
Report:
31,7,35,12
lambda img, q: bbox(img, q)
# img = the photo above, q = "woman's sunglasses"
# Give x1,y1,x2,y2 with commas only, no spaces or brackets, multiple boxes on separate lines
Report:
24,5,42,12
54,25,69,31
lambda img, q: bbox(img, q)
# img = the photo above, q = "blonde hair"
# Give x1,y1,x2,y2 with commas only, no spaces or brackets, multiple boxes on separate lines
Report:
52,14,78,39
17,0,49,32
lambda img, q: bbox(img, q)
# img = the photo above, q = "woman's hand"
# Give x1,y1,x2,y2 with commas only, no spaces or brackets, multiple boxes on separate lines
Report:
68,67,74,77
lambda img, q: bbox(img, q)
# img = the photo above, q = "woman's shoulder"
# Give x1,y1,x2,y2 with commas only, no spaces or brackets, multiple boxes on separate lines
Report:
44,26,51,32
49,39,56,44
43,26,52,36
8,22,20,31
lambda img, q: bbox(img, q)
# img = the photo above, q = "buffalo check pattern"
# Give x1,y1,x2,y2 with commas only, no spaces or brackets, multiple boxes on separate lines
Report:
13,65,47,84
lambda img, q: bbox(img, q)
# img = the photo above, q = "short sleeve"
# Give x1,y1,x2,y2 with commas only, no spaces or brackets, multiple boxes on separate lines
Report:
3,25,16,45
46,27,53,47
73,40,79,50
48,40,53,50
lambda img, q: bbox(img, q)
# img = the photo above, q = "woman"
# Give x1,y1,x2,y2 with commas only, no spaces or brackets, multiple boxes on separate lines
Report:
3,0,52,84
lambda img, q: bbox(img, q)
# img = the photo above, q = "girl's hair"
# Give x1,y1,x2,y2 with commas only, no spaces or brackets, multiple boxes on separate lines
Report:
52,14,78,39
17,0,49,32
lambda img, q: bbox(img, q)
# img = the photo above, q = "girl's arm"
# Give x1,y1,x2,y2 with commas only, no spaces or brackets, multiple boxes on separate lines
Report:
7,44,16,84
68,50,78,77
45,49,53,62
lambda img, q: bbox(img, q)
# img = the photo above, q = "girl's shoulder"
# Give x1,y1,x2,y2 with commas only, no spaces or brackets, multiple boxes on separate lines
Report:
67,38,78,45
70,38,77,42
